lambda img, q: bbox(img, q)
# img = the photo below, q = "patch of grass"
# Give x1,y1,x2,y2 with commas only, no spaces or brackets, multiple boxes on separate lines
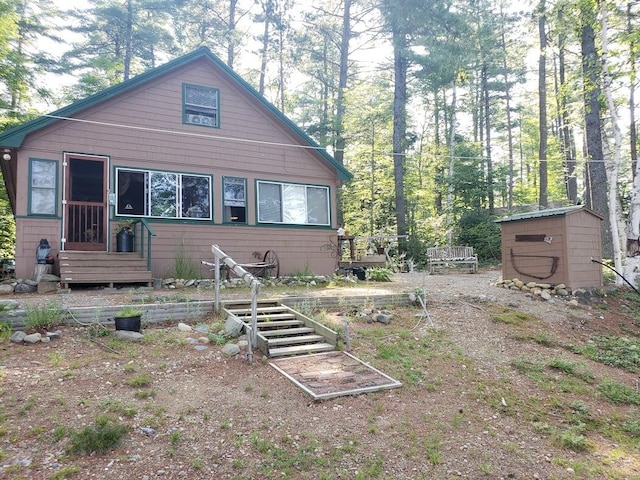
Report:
98,398,137,417
511,357,545,381
571,335,640,372
134,389,156,399
597,379,640,405
66,415,130,455
170,430,181,445
0,320,11,342
622,411,640,437
552,427,593,452
423,434,441,465
490,308,535,325
126,373,152,388
25,300,65,331
49,466,81,479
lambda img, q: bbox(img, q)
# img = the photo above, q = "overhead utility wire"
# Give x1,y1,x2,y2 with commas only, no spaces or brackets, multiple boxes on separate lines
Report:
42,114,331,152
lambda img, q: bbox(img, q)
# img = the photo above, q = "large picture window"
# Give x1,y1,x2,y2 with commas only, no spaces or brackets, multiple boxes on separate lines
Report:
183,84,219,128
29,158,57,216
116,168,212,220
257,181,329,226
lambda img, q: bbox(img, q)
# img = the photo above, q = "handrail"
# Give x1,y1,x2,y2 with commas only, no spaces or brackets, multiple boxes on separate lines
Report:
132,219,156,271
203,244,262,362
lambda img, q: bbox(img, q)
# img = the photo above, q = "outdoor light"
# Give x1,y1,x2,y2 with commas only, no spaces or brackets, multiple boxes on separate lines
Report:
2,154,10,161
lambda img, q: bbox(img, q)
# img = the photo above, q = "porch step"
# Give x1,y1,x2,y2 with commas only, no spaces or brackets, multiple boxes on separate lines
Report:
224,301,337,358
57,251,152,288
268,343,336,358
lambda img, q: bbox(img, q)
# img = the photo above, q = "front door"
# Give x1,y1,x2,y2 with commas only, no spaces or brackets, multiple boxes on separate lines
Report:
64,154,108,251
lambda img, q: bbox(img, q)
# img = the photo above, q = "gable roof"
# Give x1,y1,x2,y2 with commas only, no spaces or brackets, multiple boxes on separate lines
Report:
495,205,603,223
0,46,352,181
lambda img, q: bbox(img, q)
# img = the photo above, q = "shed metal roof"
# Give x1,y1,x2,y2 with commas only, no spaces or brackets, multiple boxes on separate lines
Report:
495,205,603,223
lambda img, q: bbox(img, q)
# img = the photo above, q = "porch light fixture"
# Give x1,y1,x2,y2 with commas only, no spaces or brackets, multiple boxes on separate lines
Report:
2,149,10,161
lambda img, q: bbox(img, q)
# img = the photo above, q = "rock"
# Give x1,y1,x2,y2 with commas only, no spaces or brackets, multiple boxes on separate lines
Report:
162,278,175,286
113,330,144,342
46,330,62,339
40,336,51,343
10,331,26,343
526,281,537,288
177,322,192,332
237,339,248,350
555,283,566,290
40,274,60,282
0,284,14,295
37,281,58,294
222,343,240,356
184,279,195,287
568,299,579,307
23,332,42,344
0,299,19,309
140,427,156,436
14,283,36,294
375,313,392,324
224,316,243,337
556,288,569,296
538,283,552,289
540,290,552,301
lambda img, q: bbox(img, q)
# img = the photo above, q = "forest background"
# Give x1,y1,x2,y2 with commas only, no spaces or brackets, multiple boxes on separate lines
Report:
0,0,638,283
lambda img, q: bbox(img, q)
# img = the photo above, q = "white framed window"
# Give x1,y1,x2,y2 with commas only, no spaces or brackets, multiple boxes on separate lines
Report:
29,158,57,216
116,168,212,220
183,83,219,127
257,181,330,226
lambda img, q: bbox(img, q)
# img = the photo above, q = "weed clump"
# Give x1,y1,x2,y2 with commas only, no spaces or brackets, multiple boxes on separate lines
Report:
66,415,130,455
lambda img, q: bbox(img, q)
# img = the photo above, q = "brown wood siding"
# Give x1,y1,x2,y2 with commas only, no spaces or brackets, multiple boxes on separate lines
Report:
501,217,567,284
500,209,603,290
564,210,602,289
13,58,341,279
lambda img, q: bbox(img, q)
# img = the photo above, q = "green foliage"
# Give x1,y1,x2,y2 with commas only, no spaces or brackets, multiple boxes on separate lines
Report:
597,380,640,405
174,239,201,279
25,301,64,331
455,211,501,261
367,267,393,282
66,415,130,455
0,320,11,342
572,335,640,372
115,306,142,318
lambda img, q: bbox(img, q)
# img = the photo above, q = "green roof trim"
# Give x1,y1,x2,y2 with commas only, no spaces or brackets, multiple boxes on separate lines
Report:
0,46,353,181
495,205,603,223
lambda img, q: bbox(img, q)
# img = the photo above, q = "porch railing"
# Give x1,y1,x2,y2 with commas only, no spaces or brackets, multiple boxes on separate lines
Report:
202,244,262,362
132,219,156,271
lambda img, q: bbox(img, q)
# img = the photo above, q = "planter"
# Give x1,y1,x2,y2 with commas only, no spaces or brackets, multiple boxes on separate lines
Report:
116,228,135,253
114,315,141,332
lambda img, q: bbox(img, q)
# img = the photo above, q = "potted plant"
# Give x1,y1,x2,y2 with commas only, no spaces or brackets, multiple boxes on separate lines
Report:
114,306,142,332
115,220,135,252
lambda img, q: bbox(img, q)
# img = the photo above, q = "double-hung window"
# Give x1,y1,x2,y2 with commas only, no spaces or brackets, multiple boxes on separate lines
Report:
257,181,329,226
116,168,212,220
183,83,219,128
29,158,57,216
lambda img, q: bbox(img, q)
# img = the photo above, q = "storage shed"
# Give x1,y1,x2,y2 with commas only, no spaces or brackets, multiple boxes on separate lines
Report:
496,205,603,291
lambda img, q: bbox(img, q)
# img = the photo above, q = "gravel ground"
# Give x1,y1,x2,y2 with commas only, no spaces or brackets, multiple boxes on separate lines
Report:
1,267,636,479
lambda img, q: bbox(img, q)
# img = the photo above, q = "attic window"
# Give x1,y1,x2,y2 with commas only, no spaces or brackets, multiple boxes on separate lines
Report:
183,84,219,128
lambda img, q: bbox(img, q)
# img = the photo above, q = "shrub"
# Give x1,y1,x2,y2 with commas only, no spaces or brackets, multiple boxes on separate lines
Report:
367,267,393,282
25,301,64,331
66,415,129,455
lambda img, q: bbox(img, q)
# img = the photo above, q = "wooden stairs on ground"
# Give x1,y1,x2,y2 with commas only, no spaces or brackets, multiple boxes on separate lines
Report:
58,251,153,288
223,300,338,358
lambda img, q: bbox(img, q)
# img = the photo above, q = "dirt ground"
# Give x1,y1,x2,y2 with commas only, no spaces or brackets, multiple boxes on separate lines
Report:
1,268,640,479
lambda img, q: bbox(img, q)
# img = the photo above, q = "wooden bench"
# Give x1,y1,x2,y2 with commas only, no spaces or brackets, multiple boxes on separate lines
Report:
426,246,478,274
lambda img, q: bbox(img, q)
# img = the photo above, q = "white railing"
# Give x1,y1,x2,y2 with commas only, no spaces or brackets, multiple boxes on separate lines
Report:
202,245,262,362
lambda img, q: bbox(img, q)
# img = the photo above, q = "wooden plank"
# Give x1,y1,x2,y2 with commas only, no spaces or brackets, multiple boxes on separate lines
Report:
259,327,315,337
268,342,335,357
267,334,325,346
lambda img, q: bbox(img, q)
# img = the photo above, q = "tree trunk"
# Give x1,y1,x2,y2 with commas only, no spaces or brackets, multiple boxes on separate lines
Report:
581,4,612,258
628,2,638,177
600,1,623,284
538,0,548,209
227,0,237,68
446,79,457,245
558,6,578,204
391,11,408,248
258,5,270,96
123,0,133,81
499,7,515,211
482,63,494,213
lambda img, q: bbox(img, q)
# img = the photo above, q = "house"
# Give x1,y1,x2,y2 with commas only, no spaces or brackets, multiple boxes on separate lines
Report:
0,47,352,286
496,205,603,291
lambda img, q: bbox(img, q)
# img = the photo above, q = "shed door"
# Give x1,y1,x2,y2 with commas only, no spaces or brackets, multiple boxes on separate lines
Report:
64,155,108,251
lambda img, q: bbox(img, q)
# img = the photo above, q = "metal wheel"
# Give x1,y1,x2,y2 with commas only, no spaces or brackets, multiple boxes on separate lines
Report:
262,250,280,278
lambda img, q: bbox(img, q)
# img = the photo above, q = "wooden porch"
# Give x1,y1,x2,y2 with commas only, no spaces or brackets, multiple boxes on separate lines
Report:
57,251,152,288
